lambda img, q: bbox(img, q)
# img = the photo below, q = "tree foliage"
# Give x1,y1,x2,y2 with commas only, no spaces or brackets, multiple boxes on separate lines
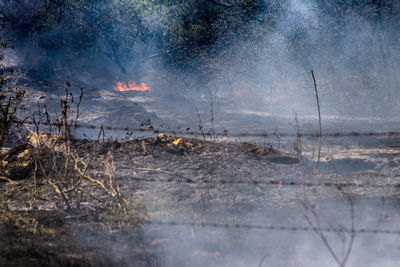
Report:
0,0,398,93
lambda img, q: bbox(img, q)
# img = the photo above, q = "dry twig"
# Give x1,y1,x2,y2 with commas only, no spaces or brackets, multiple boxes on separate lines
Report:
132,167,176,175
311,69,322,166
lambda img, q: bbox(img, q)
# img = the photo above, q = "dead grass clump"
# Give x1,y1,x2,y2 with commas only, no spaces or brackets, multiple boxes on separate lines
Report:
1,82,147,234
26,84,141,216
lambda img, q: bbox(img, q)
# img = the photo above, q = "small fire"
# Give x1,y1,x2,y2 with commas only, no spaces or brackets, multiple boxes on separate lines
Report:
114,80,150,92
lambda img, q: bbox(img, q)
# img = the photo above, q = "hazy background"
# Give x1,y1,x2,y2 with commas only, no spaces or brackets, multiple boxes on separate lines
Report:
1,0,399,120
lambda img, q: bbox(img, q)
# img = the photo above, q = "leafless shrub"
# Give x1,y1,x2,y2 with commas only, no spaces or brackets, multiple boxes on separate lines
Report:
25,83,143,224
301,194,356,267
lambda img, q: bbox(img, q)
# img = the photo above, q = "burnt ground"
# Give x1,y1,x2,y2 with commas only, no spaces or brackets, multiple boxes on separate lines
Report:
2,69,400,266
0,136,300,266
2,134,400,267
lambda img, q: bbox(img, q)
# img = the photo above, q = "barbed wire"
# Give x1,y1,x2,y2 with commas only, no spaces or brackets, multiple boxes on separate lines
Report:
24,121,400,138
148,220,400,235
125,175,400,189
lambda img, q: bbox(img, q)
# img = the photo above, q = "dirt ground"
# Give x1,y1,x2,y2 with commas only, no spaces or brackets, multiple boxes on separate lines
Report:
2,133,400,266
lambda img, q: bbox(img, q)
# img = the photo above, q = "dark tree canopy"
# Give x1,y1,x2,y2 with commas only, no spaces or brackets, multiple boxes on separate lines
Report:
0,0,398,95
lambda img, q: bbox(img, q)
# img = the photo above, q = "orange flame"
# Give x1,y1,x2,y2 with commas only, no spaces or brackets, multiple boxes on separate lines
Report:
114,80,150,92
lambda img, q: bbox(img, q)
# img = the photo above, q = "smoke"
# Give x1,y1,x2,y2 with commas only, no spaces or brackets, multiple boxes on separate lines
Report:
2,0,398,119
108,195,399,267
208,0,400,121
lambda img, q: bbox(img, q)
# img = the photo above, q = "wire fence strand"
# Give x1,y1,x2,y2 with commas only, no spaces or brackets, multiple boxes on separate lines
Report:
148,220,400,235
124,175,400,189
24,121,400,138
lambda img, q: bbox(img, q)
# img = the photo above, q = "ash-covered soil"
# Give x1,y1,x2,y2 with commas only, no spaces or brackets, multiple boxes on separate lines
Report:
2,69,400,266
2,134,400,267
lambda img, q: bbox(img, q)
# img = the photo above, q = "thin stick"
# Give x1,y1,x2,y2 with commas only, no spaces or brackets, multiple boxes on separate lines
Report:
311,69,322,166
258,253,268,267
194,106,206,140
132,167,176,175
209,88,215,139
0,176,19,185
73,87,83,137
301,198,342,266
341,197,356,267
